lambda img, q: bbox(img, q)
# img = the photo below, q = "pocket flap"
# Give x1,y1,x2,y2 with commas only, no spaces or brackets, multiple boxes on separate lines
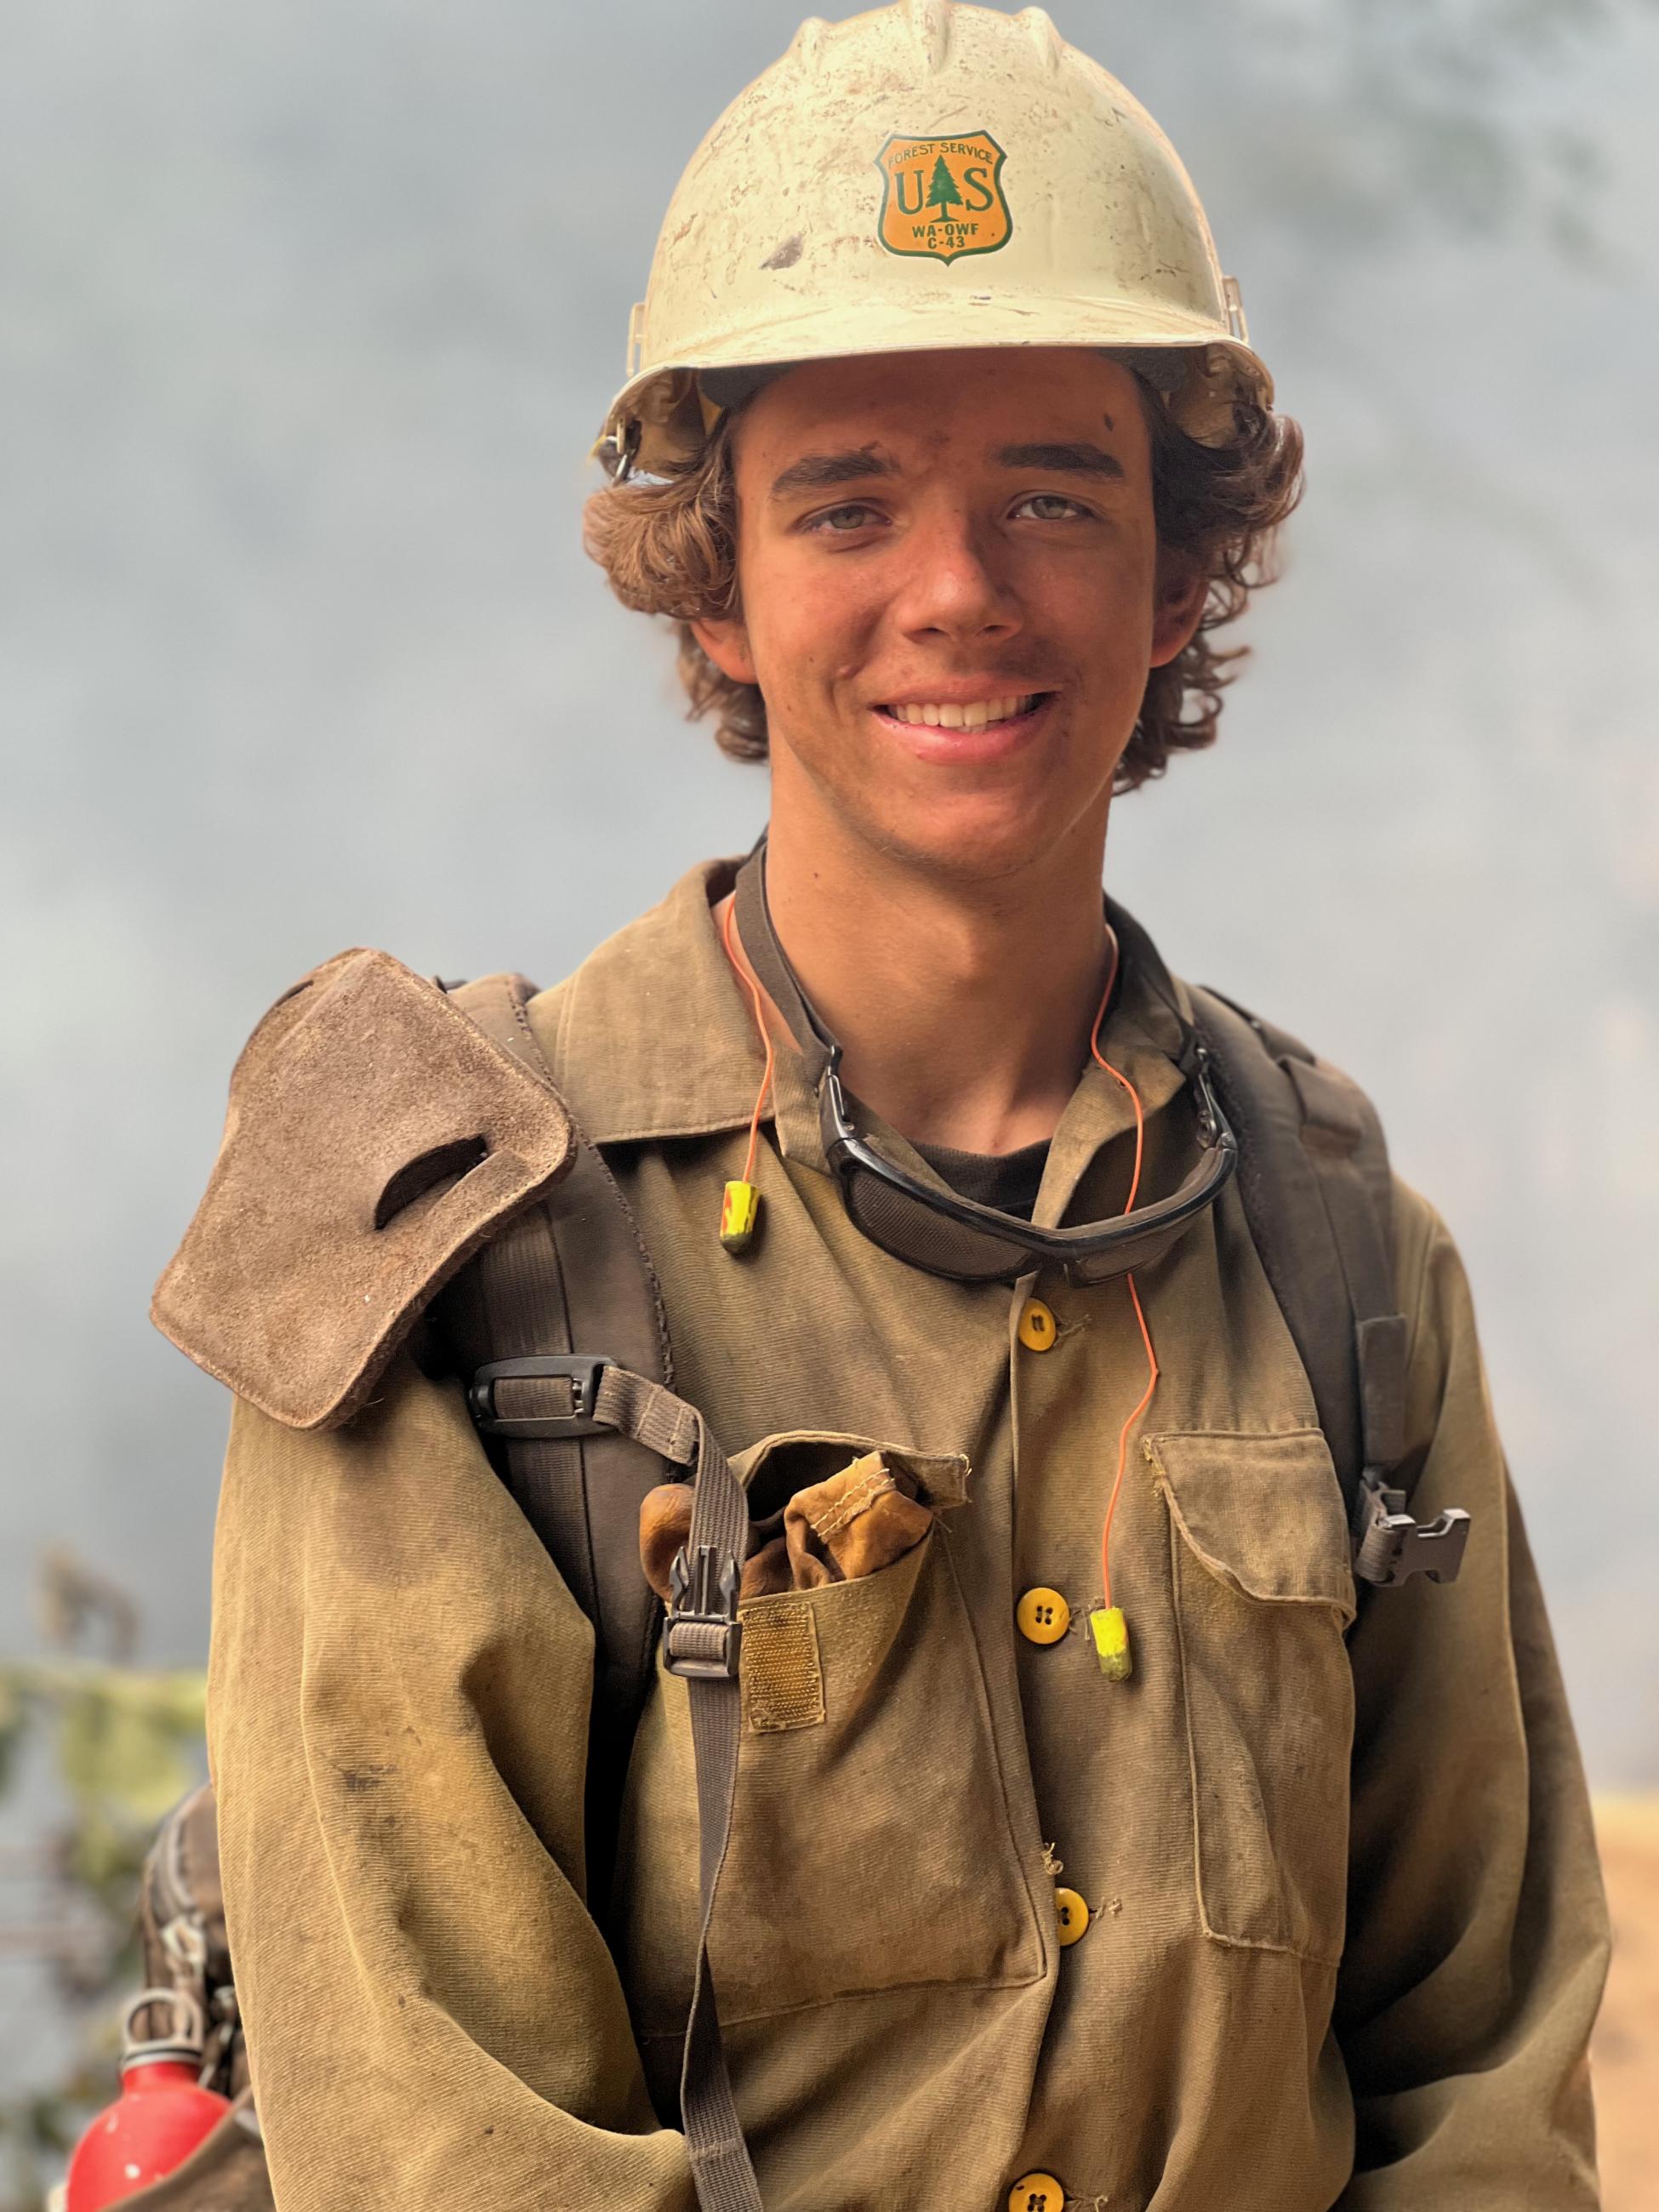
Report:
1147,1430,1354,1618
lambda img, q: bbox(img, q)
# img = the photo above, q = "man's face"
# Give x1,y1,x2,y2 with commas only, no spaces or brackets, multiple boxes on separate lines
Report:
693,346,1206,886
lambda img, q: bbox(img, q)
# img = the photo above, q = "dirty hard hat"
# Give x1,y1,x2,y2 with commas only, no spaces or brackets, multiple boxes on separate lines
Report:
596,0,1273,480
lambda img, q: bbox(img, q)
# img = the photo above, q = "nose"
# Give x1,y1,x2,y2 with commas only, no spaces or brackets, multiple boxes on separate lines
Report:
892,505,1021,646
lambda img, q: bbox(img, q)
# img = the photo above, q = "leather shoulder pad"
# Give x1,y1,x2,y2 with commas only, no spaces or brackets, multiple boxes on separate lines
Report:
152,948,574,1431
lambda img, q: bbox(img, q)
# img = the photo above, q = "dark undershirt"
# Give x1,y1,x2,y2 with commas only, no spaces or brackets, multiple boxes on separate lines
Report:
909,1137,1052,1223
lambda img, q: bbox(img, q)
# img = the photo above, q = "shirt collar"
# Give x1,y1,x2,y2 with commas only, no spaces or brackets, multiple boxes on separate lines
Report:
531,858,761,1145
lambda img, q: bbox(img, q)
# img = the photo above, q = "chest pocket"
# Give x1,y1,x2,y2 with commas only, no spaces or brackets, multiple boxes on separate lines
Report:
1149,1429,1356,1966
614,1431,1045,2037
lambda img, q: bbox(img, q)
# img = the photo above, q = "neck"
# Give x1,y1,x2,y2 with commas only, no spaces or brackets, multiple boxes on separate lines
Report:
755,806,1115,1155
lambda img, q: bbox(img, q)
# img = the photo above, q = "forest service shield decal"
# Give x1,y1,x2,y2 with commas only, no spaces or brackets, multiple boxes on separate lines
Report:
875,133,1011,265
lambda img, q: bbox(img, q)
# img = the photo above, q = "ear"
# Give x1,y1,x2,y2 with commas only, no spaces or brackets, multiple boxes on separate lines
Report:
1149,553,1208,670
690,613,759,687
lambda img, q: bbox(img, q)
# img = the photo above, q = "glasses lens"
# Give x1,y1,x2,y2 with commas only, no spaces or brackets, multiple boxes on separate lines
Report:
841,1160,1036,1284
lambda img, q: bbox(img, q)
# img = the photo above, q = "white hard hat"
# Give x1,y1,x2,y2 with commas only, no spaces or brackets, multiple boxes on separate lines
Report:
597,0,1272,478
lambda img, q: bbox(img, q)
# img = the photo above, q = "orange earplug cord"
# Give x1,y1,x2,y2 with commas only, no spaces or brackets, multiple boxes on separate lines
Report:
721,896,776,1186
721,898,1157,1610
1086,930,1159,1613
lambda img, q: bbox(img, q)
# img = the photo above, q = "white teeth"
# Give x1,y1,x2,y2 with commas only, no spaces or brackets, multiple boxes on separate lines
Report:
891,694,1038,727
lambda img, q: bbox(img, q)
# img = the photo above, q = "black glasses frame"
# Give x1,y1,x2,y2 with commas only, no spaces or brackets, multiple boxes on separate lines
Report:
815,1040,1237,1286
732,835,1239,1287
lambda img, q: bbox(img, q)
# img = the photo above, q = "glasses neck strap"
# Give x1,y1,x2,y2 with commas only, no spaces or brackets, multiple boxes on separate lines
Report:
731,839,838,1088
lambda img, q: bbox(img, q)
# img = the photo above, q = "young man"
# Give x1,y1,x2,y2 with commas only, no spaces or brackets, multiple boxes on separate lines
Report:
162,6,1608,2208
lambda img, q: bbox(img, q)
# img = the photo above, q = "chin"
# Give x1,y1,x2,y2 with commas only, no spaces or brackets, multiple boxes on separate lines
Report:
861,795,1079,888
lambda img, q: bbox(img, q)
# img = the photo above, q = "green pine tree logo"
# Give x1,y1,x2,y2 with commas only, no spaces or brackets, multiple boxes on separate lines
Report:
925,151,960,221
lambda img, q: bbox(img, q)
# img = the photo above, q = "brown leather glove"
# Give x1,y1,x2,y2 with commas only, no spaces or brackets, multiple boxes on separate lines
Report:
640,1451,933,1604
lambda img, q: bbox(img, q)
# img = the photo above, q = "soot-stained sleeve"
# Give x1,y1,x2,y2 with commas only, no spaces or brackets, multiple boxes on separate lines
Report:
206,1353,695,2212
1334,1185,1609,2209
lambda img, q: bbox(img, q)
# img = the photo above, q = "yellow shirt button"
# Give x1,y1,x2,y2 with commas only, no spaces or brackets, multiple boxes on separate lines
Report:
1016,1587,1071,1645
1008,2175,1066,2212
1017,1297,1058,1352
1054,1886,1090,1947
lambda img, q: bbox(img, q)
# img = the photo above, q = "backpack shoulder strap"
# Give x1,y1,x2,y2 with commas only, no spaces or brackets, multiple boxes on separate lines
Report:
442,972,762,2208
436,972,676,1903
1188,987,1468,1588
155,954,761,2203
1189,985,1402,1499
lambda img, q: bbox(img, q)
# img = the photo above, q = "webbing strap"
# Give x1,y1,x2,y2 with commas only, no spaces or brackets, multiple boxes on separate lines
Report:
466,1347,761,2205
471,1364,700,1469
596,1366,701,1468
440,974,678,1914
1190,989,1470,1588
1282,1058,1407,1476
590,1386,761,2211
681,1664,757,2211
444,972,761,2206
447,973,601,1640
670,1411,762,2212
1189,991,1408,1544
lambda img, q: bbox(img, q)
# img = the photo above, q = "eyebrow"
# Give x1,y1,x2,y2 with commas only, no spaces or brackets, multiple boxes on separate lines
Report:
769,447,899,500
995,441,1126,480
766,436,1127,501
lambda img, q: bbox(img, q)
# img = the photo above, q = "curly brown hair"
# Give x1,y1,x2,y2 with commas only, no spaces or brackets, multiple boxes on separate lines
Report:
583,371,1303,791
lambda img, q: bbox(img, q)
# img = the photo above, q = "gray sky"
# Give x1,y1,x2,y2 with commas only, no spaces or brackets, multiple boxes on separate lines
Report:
3,0,1656,1832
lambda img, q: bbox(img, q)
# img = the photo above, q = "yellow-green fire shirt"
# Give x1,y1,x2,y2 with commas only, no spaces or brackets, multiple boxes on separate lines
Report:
206,861,1609,2210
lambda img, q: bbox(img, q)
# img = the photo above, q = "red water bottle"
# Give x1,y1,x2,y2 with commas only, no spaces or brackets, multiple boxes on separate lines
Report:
65,1989,231,2210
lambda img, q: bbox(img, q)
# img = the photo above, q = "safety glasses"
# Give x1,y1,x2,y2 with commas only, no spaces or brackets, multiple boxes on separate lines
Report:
733,843,1237,1287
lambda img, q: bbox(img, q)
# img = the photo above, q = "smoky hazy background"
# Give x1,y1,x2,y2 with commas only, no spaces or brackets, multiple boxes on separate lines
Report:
3,0,1656,2137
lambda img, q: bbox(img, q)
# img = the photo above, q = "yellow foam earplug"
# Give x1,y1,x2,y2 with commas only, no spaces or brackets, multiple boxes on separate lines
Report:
1090,1605,1132,1681
720,1179,761,1253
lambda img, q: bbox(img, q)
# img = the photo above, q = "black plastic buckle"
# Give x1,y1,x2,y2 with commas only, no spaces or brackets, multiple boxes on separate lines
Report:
1352,1469,1472,1588
663,1544,744,1679
467,1354,611,1440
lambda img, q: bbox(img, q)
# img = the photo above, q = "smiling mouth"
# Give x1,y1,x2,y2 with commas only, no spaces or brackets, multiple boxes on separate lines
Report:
876,693,1049,730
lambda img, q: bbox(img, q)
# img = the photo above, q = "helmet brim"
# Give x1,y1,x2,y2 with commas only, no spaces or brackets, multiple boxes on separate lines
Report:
598,296,1272,477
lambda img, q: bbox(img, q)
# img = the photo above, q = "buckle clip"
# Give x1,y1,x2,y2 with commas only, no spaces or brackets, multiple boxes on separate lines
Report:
468,1354,611,1440
1178,1035,1226,1149
664,1543,744,1679
1190,1040,1224,1147
594,416,641,484
1352,1469,1471,1588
